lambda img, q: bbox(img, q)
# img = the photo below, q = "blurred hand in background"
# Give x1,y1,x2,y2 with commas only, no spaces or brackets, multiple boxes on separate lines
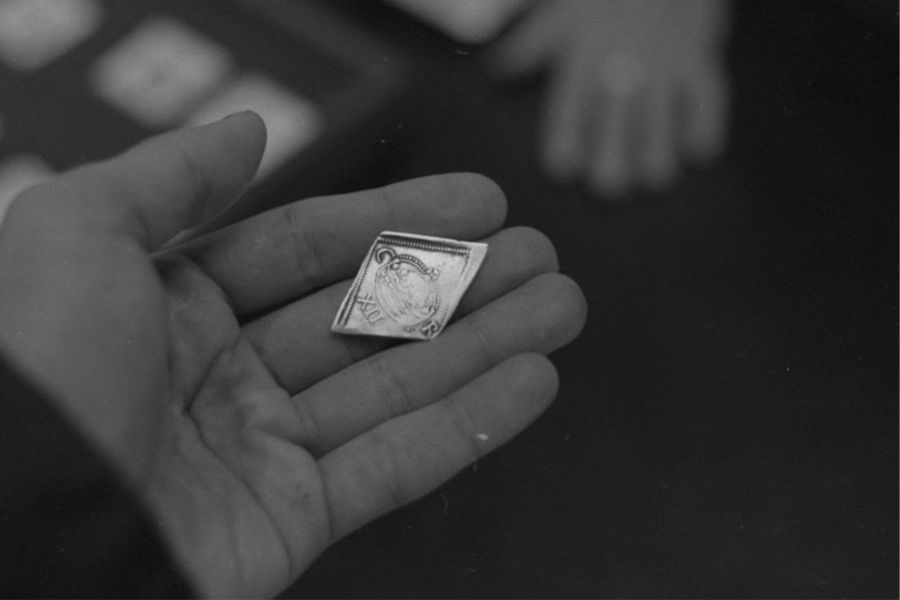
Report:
491,0,731,198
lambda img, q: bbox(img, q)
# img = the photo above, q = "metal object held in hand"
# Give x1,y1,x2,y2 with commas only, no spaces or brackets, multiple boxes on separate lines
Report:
332,231,488,341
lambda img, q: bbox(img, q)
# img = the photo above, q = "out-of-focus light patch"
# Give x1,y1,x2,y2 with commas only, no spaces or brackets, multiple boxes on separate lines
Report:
0,0,102,71
0,154,53,225
382,0,526,44
90,17,232,127
188,74,322,178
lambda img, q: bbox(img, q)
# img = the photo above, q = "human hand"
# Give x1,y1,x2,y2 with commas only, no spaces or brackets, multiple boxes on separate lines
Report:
491,0,730,197
0,113,586,597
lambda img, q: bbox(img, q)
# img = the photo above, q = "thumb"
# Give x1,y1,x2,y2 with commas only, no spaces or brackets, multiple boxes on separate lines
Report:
6,111,266,249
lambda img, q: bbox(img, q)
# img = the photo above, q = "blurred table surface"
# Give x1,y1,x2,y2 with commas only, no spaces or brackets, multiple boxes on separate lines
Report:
279,1,898,597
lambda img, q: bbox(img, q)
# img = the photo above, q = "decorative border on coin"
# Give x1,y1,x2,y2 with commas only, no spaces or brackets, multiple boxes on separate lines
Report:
332,231,488,341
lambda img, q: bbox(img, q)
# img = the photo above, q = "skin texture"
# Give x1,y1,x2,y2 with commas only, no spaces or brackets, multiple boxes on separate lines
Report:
491,0,731,197
0,112,586,598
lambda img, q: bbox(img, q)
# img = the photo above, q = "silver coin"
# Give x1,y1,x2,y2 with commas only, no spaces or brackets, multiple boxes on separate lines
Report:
332,231,488,340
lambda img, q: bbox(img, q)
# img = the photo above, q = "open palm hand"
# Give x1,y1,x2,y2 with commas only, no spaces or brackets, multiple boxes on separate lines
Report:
0,113,586,597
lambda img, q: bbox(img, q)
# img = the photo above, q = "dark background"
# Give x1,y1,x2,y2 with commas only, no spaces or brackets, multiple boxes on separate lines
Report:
1,0,895,597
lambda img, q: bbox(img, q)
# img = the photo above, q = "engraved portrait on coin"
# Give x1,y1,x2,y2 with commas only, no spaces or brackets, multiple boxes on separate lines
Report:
373,247,441,332
332,231,488,341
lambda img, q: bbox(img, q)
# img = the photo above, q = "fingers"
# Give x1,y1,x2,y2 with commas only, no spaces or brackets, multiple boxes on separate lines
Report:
638,84,679,192
319,352,558,541
7,111,265,249
292,272,586,457
682,61,729,163
588,73,725,197
587,86,631,197
178,173,507,317
244,226,559,394
540,51,593,180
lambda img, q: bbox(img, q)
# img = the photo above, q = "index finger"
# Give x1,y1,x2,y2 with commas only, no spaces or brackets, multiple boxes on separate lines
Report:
177,173,507,316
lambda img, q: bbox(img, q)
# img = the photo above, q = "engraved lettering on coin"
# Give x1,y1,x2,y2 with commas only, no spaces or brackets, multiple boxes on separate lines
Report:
373,246,441,329
355,293,385,326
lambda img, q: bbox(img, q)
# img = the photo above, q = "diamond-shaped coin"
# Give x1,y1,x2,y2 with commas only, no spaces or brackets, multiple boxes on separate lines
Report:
332,231,488,340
